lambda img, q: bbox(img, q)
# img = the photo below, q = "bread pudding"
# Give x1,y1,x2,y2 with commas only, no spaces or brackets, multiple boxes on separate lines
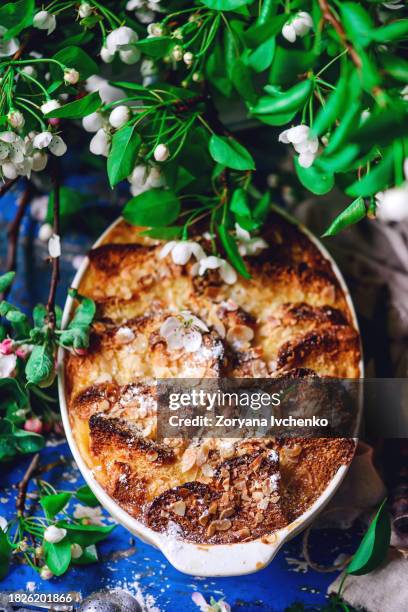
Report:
64,211,361,545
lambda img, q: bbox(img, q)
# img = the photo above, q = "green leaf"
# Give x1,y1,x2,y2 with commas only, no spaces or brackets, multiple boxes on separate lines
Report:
59,326,90,350
40,493,72,519
0,378,27,411
247,37,276,73
380,54,408,83
244,14,287,46
107,126,141,188
33,304,47,328
209,135,255,171
59,521,115,546
51,46,98,81
200,0,252,10
13,427,44,454
230,188,251,217
252,80,313,116
346,150,394,197
294,158,335,195
269,47,318,84
311,72,349,137
218,225,251,279
75,485,99,508
318,143,360,173
0,272,15,293
340,2,374,47
351,107,408,150
25,344,55,388
68,290,96,329
45,92,101,119
325,101,362,155
0,0,34,40
123,189,181,227
139,226,183,240
371,19,408,43
323,197,366,237
231,59,257,104
136,36,174,58
347,499,391,575
0,528,12,580
0,434,16,462
44,539,71,577
253,192,271,224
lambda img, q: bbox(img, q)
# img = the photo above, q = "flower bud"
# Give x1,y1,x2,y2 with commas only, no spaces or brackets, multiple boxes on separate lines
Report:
183,52,194,66
41,99,60,115
1,162,18,179
172,45,183,61
78,2,92,18
32,151,48,172
24,417,43,434
89,129,110,156
48,234,61,258
39,223,53,242
100,45,115,63
48,135,67,157
33,11,57,35
44,525,67,544
153,143,170,162
8,110,25,129
71,543,83,559
40,566,53,580
82,112,103,133
33,131,53,149
119,48,141,64
109,105,131,129
0,339,14,355
147,23,163,37
22,65,37,77
63,68,80,85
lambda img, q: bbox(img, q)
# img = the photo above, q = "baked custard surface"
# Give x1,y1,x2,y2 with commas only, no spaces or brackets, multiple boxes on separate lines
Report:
65,213,360,544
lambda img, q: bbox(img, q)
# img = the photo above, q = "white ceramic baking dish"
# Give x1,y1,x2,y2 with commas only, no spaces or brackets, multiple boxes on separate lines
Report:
58,209,363,577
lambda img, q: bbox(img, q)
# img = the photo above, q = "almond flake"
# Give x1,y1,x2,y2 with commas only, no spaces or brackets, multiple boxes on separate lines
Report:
169,500,186,517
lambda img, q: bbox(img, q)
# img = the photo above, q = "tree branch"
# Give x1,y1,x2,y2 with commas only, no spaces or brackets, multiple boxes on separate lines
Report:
318,0,362,69
46,166,60,329
16,453,40,517
0,177,19,199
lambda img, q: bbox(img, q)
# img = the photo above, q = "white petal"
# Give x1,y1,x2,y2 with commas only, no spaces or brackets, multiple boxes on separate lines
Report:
282,23,297,43
287,124,310,144
183,330,202,353
298,151,315,168
44,525,67,543
298,12,313,27
166,330,185,351
171,242,193,265
403,158,408,181
33,132,52,149
376,186,408,222
160,317,181,338
48,234,61,258
199,256,222,273
190,243,206,261
190,315,209,332
220,261,238,285
49,135,67,157
278,129,291,144
235,223,251,242
119,48,141,64
158,241,177,259
0,353,17,378
82,112,103,133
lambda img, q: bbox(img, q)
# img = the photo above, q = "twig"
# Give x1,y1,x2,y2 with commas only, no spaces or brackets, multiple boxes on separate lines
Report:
46,165,60,329
0,177,19,198
0,183,33,301
16,453,40,517
318,0,362,69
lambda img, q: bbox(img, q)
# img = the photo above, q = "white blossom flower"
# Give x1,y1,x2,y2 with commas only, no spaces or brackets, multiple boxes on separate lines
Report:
160,311,208,353
40,566,53,580
70,543,83,559
41,99,60,115
78,2,93,18
73,505,105,526
48,135,67,157
128,164,165,196
64,68,80,85
39,223,53,242
82,112,104,133
154,143,170,162
282,12,313,43
30,195,48,221
0,26,19,58
235,224,268,256
85,75,125,104
196,256,237,285
192,592,231,612
0,516,7,531
89,129,110,156
0,353,17,379
8,111,25,130
104,27,139,64
140,58,156,77
32,151,48,172
22,65,37,77
279,124,319,168
48,234,61,258
147,22,164,37
44,525,67,544
376,185,408,222
100,45,115,63
33,11,57,35
1,162,18,179
109,105,131,129
118,47,141,64
33,131,52,149
183,52,194,66
159,240,206,265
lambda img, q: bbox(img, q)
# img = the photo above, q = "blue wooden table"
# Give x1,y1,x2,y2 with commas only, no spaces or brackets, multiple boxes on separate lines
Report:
0,178,359,611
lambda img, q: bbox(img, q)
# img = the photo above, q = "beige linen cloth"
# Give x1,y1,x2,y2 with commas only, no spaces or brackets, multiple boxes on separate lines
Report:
292,195,408,610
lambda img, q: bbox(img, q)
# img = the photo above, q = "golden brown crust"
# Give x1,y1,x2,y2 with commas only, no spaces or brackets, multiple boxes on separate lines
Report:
65,212,361,545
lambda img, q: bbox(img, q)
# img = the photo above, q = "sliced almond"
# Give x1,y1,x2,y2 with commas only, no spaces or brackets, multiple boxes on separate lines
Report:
180,447,197,472
169,500,186,517
226,325,254,349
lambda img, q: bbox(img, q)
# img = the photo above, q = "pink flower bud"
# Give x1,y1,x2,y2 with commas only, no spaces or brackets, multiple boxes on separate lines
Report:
0,339,14,355
24,418,43,434
48,118,60,127
74,348,88,356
